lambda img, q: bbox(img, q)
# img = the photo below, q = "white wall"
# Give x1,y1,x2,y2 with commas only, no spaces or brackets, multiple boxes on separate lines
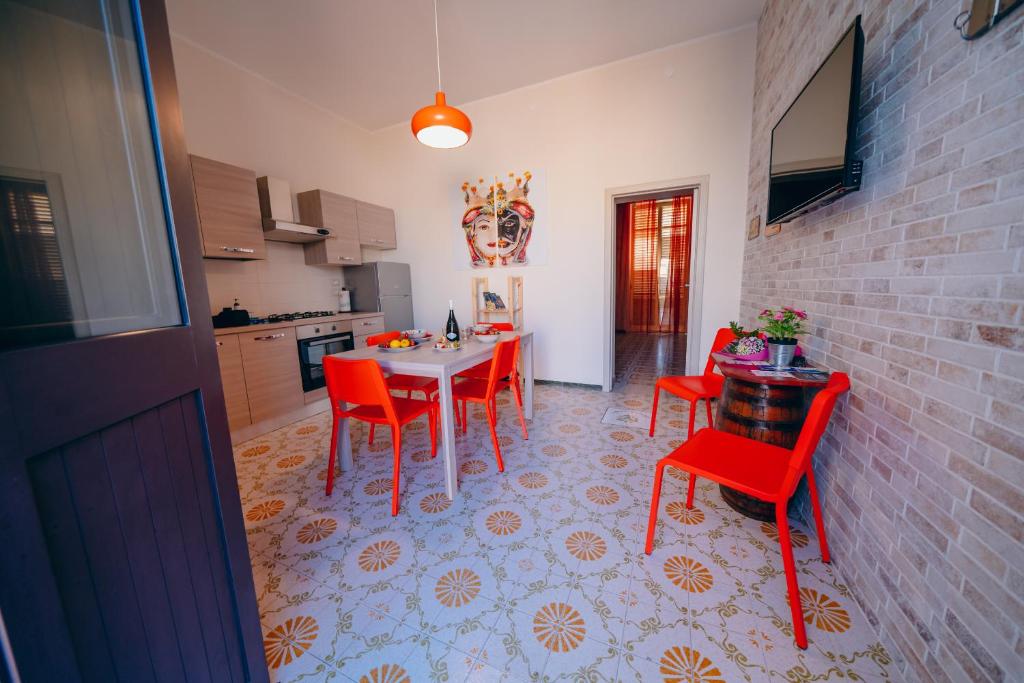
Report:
170,26,756,383
372,26,756,384
170,35,382,316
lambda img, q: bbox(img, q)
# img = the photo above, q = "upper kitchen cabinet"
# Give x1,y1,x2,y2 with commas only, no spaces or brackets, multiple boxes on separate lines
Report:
189,154,266,259
298,189,362,266
356,200,397,249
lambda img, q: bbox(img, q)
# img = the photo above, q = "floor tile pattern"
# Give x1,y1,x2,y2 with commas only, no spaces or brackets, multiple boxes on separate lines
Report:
235,334,892,681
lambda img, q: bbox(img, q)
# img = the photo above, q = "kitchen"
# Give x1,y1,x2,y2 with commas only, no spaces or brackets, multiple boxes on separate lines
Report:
196,155,417,441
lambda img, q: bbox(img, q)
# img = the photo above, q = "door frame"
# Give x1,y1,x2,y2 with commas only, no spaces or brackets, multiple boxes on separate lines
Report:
602,175,710,392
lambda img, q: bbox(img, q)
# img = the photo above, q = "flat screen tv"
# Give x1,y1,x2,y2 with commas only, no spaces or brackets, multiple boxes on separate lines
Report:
767,16,864,225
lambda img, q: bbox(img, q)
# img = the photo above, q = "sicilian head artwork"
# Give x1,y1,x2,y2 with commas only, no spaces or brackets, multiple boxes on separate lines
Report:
461,171,534,267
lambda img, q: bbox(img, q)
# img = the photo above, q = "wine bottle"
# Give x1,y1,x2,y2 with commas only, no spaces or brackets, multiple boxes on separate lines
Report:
445,300,460,342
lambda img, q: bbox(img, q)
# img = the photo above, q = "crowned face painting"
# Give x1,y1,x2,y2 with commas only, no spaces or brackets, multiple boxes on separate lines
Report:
461,171,534,267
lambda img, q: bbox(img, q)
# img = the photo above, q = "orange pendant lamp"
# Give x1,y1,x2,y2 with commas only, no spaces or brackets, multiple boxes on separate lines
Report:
411,0,471,148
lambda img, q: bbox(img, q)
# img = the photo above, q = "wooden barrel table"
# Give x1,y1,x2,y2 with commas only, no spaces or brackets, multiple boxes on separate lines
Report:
710,353,829,522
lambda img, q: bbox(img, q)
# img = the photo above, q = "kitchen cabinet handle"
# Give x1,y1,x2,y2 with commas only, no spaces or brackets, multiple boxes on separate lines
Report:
222,246,255,254
360,320,377,326
339,256,354,261
371,239,384,244
254,333,286,341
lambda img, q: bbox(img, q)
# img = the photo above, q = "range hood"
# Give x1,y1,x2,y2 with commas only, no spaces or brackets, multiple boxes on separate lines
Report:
257,176,331,243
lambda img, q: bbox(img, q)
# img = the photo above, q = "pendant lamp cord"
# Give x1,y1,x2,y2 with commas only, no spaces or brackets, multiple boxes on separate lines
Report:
433,0,442,91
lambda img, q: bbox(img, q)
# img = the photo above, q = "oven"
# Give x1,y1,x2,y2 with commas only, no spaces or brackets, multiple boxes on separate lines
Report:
296,321,354,392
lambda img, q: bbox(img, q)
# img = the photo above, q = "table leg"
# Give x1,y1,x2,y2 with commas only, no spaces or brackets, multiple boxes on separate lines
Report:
437,369,459,500
336,401,353,471
523,334,534,420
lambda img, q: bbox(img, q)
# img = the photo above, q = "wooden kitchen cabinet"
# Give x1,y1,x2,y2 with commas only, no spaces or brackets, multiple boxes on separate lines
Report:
298,189,362,266
190,154,266,259
352,315,386,347
237,327,304,423
215,334,251,431
356,200,397,249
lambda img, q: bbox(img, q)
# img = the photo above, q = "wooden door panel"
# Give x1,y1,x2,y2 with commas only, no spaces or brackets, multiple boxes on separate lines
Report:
0,0,267,680
27,395,241,682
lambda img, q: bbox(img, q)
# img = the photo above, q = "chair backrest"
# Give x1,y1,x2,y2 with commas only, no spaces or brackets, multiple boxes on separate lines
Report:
489,322,514,331
365,330,401,347
486,336,520,395
322,356,398,422
781,372,850,496
703,327,738,375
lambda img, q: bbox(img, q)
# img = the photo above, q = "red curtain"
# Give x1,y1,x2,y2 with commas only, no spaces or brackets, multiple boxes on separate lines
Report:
614,203,631,332
661,195,692,334
615,195,693,334
629,200,660,332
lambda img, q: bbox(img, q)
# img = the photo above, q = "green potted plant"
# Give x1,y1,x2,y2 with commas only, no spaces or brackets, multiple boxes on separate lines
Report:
757,306,807,367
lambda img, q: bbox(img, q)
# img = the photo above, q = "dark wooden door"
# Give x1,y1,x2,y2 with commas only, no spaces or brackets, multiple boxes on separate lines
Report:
0,0,267,681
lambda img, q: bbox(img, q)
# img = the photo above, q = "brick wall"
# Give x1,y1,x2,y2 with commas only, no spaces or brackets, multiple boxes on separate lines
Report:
741,2,1023,681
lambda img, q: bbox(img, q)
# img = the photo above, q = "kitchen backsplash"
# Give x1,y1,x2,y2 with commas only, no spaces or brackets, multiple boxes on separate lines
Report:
203,241,344,315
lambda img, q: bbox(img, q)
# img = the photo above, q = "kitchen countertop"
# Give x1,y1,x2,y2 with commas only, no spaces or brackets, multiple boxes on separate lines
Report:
213,311,383,336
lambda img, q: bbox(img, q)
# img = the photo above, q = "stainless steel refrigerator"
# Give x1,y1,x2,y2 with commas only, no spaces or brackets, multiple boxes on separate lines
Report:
345,262,414,331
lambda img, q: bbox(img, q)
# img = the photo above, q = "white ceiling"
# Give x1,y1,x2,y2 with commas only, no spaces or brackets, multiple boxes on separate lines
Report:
166,0,764,131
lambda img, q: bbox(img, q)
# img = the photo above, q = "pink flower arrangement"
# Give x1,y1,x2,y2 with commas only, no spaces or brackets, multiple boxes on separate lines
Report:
758,306,808,341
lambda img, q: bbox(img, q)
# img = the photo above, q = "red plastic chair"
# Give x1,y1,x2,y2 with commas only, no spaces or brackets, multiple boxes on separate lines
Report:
365,330,441,444
323,356,438,515
644,373,850,649
457,322,515,380
649,327,736,438
451,336,527,471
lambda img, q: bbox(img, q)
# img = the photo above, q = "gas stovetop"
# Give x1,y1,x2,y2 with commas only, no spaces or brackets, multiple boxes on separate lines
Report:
251,310,338,324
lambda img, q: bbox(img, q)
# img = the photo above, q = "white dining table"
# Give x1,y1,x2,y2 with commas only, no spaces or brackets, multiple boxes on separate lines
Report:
327,331,534,499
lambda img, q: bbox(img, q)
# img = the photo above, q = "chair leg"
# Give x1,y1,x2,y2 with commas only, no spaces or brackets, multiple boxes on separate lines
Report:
461,400,468,434
428,405,438,458
648,385,661,437
391,428,402,516
686,472,697,509
705,398,714,428
510,381,528,439
645,460,667,554
485,401,505,472
406,389,412,399
776,505,808,649
368,423,375,445
326,415,339,496
805,468,830,563
687,399,697,439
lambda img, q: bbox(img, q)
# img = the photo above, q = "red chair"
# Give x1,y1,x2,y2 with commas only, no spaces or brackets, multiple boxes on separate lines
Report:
323,356,438,515
365,330,441,444
644,373,850,649
451,336,527,472
649,327,736,438
456,322,515,380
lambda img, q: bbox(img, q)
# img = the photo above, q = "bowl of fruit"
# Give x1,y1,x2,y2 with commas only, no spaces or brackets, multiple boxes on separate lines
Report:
378,337,418,353
474,327,501,344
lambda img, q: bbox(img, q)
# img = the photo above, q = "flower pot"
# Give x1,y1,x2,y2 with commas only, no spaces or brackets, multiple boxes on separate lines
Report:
767,338,797,367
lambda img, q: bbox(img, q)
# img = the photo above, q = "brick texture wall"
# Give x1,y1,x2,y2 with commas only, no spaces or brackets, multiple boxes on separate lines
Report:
741,2,1023,681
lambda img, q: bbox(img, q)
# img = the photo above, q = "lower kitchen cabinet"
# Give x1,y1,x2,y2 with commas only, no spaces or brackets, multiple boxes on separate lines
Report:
216,333,251,431
236,327,304,423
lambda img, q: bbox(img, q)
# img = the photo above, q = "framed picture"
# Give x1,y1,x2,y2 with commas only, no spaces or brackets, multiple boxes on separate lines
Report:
747,215,760,240
765,223,782,237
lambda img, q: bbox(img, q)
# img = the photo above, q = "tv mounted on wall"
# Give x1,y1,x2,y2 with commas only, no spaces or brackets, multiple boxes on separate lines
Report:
767,16,864,225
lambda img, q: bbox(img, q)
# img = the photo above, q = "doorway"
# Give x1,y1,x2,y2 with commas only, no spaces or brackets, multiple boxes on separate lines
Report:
603,177,708,392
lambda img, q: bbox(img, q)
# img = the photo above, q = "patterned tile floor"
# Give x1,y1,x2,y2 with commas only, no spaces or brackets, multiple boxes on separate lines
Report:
237,334,892,682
